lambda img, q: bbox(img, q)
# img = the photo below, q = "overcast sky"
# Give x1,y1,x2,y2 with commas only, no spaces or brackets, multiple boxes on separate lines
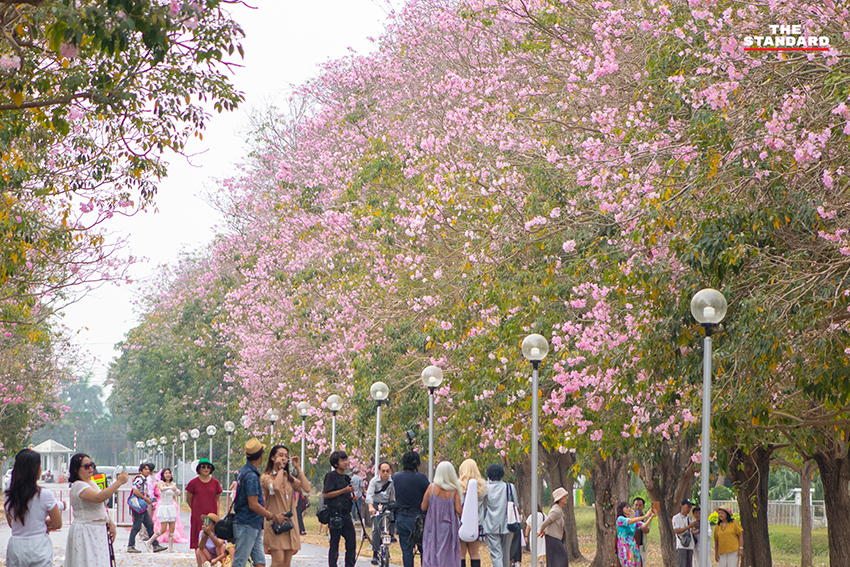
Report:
61,1,392,386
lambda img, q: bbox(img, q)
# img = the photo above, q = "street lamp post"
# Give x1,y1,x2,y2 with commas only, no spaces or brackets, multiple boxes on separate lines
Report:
263,409,280,443
206,425,217,461
179,432,189,499
297,402,311,469
190,429,200,463
159,437,168,469
690,288,728,567
326,395,343,453
171,437,177,470
370,382,390,476
420,366,444,481
135,441,144,465
147,439,156,464
522,333,549,565
224,421,236,493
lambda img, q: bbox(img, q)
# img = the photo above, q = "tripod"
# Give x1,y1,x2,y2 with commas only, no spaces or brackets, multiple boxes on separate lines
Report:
353,496,372,560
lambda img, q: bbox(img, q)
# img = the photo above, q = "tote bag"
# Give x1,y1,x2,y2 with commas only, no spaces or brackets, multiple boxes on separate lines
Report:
506,484,521,533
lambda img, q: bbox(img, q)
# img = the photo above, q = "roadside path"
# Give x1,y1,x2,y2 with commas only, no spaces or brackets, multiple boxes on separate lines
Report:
0,507,397,566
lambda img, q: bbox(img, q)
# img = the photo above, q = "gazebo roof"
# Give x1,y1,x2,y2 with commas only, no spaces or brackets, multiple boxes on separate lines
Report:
31,439,73,454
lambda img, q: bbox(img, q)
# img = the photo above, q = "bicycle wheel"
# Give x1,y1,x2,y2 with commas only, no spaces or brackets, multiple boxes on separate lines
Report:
380,546,390,567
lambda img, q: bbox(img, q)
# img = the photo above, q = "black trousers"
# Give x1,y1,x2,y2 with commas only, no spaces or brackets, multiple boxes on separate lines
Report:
329,513,357,567
510,528,522,562
296,492,306,533
128,509,156,547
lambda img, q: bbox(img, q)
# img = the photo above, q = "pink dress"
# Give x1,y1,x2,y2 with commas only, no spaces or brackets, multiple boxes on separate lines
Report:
151,474,188,543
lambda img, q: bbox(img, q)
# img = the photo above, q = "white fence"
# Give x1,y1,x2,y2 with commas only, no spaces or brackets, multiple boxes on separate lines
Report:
709,500,827,528
51,485,138,526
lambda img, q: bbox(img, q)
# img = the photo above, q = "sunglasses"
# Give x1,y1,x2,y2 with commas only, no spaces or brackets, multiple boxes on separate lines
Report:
82,463,97,470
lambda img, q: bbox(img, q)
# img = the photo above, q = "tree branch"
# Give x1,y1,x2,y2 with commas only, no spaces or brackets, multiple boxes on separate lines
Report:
0,92,91,111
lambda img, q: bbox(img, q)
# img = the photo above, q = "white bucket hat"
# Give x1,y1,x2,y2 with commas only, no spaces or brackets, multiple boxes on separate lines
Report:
552,487,569,503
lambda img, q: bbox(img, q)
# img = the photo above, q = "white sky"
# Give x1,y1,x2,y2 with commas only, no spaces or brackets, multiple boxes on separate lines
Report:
61,1,392,386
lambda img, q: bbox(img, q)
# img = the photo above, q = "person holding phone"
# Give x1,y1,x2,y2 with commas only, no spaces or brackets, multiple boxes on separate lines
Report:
261,445,311,567
65,453,129,567
196,514,226,567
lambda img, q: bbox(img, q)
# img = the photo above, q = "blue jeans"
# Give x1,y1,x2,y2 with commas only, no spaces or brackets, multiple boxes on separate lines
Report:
232,523,265,567
395,511,419,567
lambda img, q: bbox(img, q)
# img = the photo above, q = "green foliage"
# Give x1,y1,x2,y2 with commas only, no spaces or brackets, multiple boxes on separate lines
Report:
107,252,244,447
711,485,733,500
582,476,595,506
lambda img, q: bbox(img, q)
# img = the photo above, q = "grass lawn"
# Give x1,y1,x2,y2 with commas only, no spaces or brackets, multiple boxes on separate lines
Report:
299,505,830,567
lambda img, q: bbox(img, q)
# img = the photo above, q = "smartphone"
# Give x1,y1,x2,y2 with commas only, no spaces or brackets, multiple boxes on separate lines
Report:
204,517,210,526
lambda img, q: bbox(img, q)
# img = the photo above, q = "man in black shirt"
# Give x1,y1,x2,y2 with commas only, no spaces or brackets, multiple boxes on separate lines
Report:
392,451,430,567
323,450,357,567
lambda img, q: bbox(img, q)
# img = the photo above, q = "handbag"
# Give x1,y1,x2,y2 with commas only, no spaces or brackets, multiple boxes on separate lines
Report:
317,506,330,525
408,512,426,545
127,476,148,514
127,494,147,514
677,529,693,547
271,519,294,534
506,484,521,533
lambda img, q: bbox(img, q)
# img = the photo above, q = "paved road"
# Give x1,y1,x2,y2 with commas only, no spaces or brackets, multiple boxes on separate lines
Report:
0,507,397,566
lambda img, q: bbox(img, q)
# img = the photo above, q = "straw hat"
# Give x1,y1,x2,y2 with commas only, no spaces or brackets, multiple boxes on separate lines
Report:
245,437,266,455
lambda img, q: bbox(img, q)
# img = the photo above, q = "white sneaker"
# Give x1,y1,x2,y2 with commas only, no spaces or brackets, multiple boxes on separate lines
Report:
203,562,211,567
144,538,153,552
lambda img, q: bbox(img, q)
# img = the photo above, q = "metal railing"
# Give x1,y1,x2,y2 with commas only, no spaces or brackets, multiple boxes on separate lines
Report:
709,500,827,527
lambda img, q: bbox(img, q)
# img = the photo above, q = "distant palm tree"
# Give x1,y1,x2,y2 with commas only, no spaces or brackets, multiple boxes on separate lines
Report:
768,466,799,501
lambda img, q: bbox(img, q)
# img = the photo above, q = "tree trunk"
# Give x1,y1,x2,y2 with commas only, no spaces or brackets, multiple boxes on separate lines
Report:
812,435,850,567
800,460,816,567
543,447,586,563
588,452,630,567
728,445,775,567
639,435,697,567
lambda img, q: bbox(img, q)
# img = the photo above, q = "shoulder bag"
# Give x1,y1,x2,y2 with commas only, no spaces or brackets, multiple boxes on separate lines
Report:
127,476,148,514
408,512,426,545
506,484,521,533
215,469,259,540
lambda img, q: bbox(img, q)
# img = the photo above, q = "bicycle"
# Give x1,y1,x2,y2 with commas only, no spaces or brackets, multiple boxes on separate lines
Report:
372,502,396,567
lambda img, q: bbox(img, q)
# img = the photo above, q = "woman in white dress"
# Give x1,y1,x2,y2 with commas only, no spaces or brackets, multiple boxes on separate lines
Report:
147,467,181,551
65,454,129,567
4,449,62,567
